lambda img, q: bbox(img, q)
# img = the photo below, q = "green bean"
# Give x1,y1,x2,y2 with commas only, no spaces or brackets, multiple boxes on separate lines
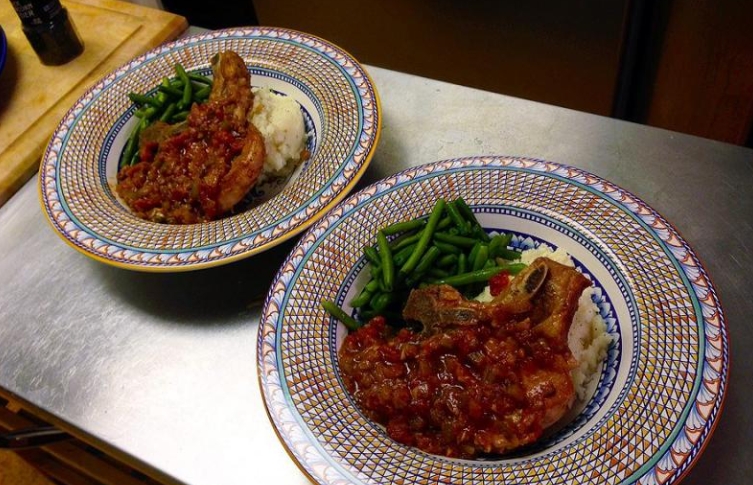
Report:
134,105,159,121
195,85,212,100
322,300,360,331
158,84,184,97
369,292,393,313
468,242,481,269
391,232,421,251
382,218,426,236
393,243,417,267
433,232,479,248
121,128,140,168
452,196,490,241
121,64,213,173
433,240,461,254
428,267,451,279
400,199,446,275
365,279,381,292
431,266,507,287
497,232,513,246
500,262,527,275
437,253,458,268
363,246,381,267
472,224,491,242
349,289,373,308
172,110,190,122
370,263,383,279
472,244,489,271
188,72,213,85
446,200,468,234
488,233,512,257
437,215,454,231
159,102,178,122
404,275,424,289
120,118,148,168
175,63,193,109
454,196,477,222
128,92,162,108
470,251,490,296
145,106,161,120
456,252,467,275
338,197,533,329
414,245,441,275
496,248,522,260
377,231,395,291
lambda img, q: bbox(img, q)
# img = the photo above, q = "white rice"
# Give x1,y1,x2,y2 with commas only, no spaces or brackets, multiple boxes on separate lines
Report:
248,87,309,183
476,243,612,401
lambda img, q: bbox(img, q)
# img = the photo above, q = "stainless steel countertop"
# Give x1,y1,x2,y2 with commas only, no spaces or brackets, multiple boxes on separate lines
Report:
1,60,752,485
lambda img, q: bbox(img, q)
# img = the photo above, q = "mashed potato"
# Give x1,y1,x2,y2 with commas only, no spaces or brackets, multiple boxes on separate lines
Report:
249,87,309,183
476,242,612,401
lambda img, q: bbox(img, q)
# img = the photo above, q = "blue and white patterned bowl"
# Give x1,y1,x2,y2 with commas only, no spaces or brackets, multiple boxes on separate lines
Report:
38,27,381,271
258,156,728,485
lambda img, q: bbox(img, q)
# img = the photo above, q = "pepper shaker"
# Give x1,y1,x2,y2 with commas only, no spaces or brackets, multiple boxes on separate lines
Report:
9,0,84,66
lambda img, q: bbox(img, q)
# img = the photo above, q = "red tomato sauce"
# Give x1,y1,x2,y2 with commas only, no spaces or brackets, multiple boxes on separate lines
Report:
338,314,574,458
116,99,248,224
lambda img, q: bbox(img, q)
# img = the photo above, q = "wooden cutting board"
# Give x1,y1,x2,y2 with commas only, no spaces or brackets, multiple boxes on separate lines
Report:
0,0,188,207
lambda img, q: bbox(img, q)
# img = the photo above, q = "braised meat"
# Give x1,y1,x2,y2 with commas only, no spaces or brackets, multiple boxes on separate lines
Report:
339,257,591,457
116,51,266,224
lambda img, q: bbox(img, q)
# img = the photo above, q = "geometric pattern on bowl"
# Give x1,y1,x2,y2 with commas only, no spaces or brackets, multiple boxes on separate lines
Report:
39,27,381,271
258,156,728,485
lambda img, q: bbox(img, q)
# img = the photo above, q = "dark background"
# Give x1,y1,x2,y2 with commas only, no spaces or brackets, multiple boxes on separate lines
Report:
159,1,259,30
160,0,753,148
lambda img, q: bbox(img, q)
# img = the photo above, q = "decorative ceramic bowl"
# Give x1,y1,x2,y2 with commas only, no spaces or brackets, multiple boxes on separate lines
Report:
39,27,381,271
258,156,728,485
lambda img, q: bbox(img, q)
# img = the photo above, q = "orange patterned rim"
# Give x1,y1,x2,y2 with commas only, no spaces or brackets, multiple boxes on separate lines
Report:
38,27,381,272
258,156,728,485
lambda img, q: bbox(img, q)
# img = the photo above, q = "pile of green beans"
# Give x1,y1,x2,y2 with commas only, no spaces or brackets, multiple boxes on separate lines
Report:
323,197,527,330
119,63,213,169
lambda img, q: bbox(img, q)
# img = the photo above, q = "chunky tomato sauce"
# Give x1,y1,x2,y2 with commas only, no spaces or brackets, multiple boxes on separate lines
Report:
116,99,250,224
338,313,576,458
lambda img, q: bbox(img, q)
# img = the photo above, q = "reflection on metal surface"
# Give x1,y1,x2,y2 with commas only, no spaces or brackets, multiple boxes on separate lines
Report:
0,64,752,485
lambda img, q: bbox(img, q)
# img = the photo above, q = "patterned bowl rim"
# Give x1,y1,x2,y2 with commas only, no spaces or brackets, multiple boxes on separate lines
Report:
37,26,382,272
258,155,729,485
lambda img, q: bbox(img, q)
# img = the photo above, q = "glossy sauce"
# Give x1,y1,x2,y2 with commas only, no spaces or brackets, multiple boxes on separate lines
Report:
116,99,247,224
338,311,576,458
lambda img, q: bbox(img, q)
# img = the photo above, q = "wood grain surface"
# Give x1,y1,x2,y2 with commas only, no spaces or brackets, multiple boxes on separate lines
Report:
643,0,753,145
0,0,188,207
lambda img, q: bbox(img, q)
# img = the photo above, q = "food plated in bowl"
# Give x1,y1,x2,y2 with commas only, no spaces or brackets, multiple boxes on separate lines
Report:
335,237,613,459
115,50,311,224
38,27,380,271
258,156,728,484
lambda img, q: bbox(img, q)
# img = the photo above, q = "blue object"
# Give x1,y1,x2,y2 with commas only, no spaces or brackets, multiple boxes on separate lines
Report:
0,25,7,75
